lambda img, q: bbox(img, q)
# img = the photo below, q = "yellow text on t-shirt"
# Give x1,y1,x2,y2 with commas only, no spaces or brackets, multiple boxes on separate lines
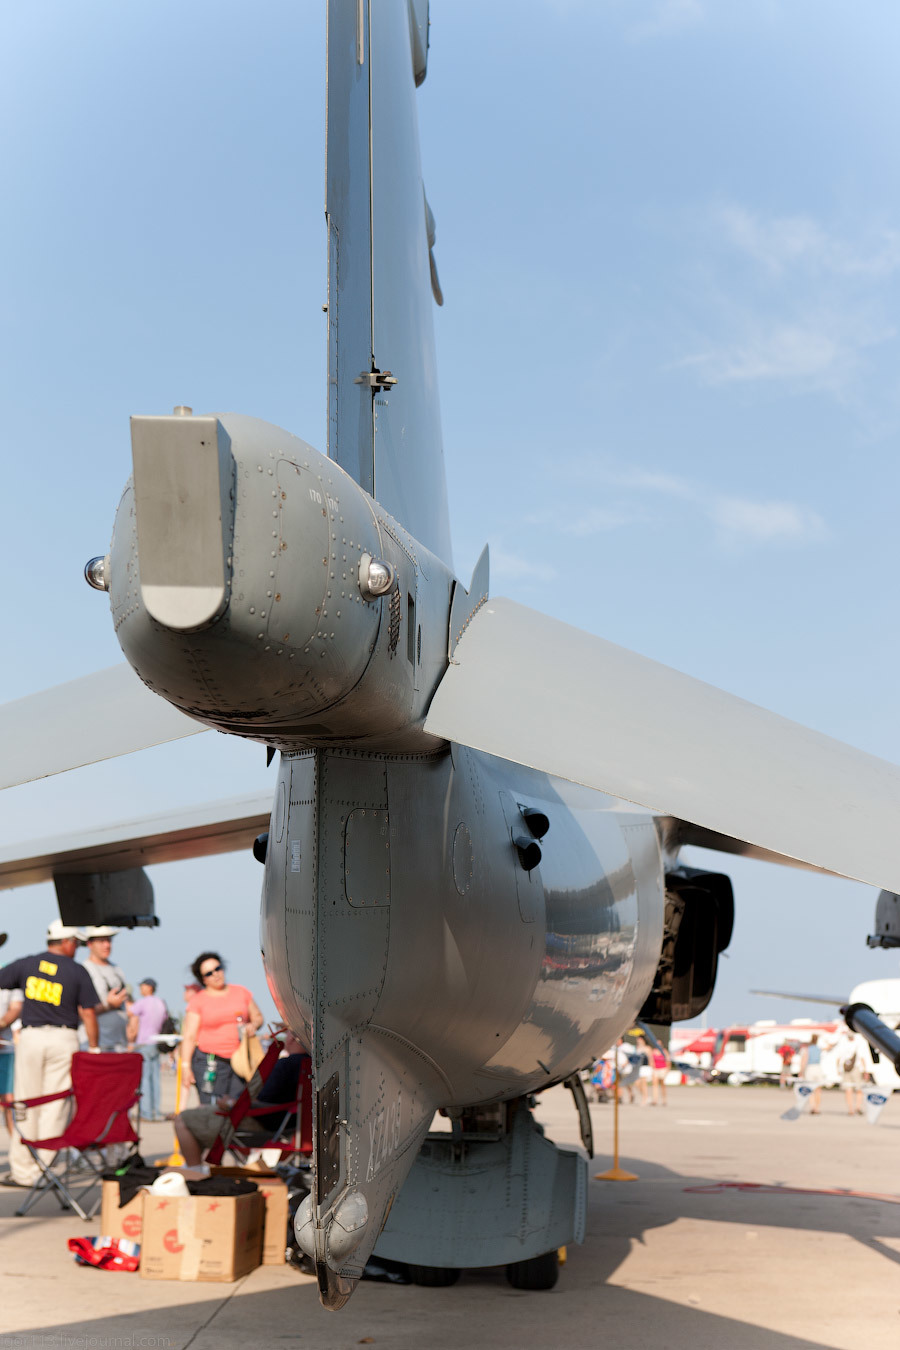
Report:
24,975,63,1006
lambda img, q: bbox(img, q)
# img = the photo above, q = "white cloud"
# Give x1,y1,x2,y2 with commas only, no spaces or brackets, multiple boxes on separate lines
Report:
568,463,827,548
710,496,826,545
565,505,645,536
673,204,900,394
628,0,703,41
491,545,558,584
717,205,900,280
680,315,894,388
611,468,695,499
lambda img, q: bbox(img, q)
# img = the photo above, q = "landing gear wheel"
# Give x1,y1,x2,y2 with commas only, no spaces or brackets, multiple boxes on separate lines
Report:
409,1264,461,1287
506,1249,560,1290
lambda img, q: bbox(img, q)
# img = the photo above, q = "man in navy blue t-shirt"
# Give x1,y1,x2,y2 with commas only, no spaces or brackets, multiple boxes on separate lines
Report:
0,920,100,1187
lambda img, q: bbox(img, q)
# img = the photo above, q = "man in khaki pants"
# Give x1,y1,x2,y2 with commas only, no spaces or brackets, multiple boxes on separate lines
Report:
0,920,100,1186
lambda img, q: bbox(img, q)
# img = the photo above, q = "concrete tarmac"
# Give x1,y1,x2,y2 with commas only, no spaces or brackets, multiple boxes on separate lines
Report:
1,1079,898,1349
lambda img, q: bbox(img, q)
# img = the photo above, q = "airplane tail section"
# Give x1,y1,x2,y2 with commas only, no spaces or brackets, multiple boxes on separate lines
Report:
297,1028,443,1309
261,749,444,1309
326,0,453,567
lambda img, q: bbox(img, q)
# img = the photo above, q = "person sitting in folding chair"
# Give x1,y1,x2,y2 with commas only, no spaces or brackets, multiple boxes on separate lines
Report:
174,1029,310,1167
12,1050,142,1219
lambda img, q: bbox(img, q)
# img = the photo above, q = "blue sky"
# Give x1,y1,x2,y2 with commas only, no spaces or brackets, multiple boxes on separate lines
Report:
2,1,898,1027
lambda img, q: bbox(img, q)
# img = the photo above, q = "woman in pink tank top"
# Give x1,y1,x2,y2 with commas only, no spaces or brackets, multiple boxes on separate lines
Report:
179,952,263,1104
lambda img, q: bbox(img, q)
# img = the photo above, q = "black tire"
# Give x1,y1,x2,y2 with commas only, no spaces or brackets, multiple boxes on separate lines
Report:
506,1250,560,1291
409,1264,461,1287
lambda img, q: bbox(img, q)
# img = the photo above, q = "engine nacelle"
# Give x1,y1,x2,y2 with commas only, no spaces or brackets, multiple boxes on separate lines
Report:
638,866,734,1024
108,412,454,752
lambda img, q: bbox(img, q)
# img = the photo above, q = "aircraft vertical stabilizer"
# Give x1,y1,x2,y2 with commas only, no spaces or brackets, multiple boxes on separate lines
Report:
326,0,453,567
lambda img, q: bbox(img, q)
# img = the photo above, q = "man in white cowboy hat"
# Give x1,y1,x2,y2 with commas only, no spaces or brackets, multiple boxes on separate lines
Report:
0,920,100,1186
81,926,130,1051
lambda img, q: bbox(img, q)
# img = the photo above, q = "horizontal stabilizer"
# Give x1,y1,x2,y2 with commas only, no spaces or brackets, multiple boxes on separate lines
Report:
424,598,900,894
0,665,206,791
0,791,272,890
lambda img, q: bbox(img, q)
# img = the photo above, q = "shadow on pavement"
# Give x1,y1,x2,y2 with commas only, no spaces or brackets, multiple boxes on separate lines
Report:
6,1277,843,1350
2,1150,897,1348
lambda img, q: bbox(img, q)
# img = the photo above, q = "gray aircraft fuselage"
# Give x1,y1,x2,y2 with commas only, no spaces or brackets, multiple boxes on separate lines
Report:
5,0,891,1311
260,745,663,1108
108,406,666,1292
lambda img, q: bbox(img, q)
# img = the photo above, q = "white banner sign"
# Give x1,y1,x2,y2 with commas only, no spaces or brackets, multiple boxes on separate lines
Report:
781,1080,815,1122
864,1088,891,1126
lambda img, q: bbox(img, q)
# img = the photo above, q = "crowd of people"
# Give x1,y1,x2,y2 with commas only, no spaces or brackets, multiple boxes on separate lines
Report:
590,1025,875,1116
590,1035,672,1107
0,919,880,1194
777,1028,873,1115
0,921,268,1189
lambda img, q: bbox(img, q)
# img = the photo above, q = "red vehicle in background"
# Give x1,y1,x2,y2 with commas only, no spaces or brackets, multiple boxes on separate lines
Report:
672,1025,749,1072
671,1020,839,1083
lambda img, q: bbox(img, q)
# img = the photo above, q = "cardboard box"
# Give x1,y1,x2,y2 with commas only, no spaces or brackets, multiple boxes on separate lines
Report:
210,1167,289,1265
100,1178,144,1242
140,1191,263,1282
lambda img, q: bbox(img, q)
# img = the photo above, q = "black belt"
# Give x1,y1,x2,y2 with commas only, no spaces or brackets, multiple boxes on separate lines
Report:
21,1023,78,1031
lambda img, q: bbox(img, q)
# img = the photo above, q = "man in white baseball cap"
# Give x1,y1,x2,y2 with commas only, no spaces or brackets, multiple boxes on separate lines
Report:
0,920,100,1185
81,927,130,1052
46,919,85,944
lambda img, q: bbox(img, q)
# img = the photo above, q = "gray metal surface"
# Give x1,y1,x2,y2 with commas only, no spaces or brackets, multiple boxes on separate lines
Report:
842,1000,900,1075
375,1105,588,1269
261,749,446,1308
424,597,900,894
259,742,662,1304
326,0,374,495
130,413,234,630
370,2,452,566
868,889,900,948
326,0,452,567
0,664,205,791
408,0,429,86
110,411,453,756
448,544,489,656
0,790,271,889
54,866,155,929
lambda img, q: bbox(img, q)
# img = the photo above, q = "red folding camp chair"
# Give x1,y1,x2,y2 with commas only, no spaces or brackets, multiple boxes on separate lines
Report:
13,1051,141,1219
206,1041,312,1167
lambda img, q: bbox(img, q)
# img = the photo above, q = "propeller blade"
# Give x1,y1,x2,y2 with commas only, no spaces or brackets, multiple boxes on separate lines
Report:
750,989,845,1006
0,664,206,791
0,790,273,890
424,598,900,894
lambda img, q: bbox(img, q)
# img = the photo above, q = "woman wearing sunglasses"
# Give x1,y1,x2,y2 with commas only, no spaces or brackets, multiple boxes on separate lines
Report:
180,953,264,1104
